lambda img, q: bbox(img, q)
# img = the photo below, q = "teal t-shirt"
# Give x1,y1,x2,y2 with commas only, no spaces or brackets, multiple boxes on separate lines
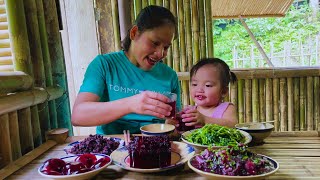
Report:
79,50,181,135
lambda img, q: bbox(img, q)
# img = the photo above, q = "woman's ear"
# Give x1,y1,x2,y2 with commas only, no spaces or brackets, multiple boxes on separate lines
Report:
129,25,139,40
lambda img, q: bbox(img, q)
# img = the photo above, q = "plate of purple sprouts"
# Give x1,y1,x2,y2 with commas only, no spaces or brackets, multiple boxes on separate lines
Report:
64,134,124,156
188,144,279,180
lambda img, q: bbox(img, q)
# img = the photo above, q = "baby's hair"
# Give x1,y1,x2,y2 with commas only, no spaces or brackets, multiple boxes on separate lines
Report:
122,5,177,51
190,58,237,90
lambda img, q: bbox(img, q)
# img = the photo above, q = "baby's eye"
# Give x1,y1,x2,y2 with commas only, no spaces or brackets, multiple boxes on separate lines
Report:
152,41,160,46
191,83,197,86
206,84,213,87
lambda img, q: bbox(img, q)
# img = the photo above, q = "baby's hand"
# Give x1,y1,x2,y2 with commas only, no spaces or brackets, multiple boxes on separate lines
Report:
181,106,205,127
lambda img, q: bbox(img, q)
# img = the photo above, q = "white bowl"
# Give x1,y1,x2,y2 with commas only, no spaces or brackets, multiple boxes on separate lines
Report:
181,129,252,152
38,154,112,180
140,124,175,136
188,154,279,180
235,122,274,144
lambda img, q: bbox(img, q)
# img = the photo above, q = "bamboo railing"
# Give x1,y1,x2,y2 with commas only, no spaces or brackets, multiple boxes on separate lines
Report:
178,67,320,132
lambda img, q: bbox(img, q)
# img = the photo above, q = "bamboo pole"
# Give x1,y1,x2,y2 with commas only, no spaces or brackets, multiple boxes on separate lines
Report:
178,0,186,71
170,0,180,71
134,0,142,18
314,77,319,131
142,0,148,8
299,77,306,131
111,0,121,50
5,0,33,75
230,82,238,107
205,0,213,57
43,0,72,134
0,71,33,94
192,0,200,64
239,16,273,67
287,77,294,131
177,67,320,80
0,114,12,168
18,108,34,155
307,77,314,130
198,0,206,58
24,0,48,147
8,111,21,161
163,0,172,68
293,77,300,131
130,0,135,24
245,79,252,122
252,79,259,122
149,0,156,5
279,78,287,131
178,0,188,105
156,0,162,6
185,0,192,70
273,78,279,131
36,0,57,131
0,86,64,115
258,79,265,122
265,78,273,122
238,79,244,123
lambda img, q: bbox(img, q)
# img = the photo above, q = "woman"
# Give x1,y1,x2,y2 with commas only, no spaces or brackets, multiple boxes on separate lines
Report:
71,5,181,135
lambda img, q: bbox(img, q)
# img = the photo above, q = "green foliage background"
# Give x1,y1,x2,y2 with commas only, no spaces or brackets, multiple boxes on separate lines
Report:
213,2,320,67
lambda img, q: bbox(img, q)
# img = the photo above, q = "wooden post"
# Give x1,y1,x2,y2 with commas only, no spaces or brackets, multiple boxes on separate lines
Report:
259,79,265,122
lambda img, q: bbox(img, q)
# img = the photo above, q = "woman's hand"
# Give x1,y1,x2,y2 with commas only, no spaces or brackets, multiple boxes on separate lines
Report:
127,91,172,118
181,106,205,127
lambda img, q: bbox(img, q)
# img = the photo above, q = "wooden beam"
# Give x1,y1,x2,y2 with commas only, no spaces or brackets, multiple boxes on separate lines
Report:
0,71,33,94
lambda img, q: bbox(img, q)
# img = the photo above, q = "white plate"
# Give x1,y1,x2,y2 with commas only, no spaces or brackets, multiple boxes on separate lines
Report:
181,129,252,151
64,137,124,155
38,154,112,180
110,141,195,173
188,154,279,180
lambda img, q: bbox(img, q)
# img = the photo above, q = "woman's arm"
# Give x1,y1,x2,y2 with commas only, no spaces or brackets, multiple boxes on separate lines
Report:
71,91,172,126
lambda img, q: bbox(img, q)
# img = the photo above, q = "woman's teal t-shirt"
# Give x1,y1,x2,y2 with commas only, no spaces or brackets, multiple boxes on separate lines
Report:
79,51,181,135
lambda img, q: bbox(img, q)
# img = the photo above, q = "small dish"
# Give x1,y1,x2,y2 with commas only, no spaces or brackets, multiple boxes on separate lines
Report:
188,154,279,180
181,129,252,152
38,154,112,180
110,141,195,173
235,122,274,144
140,124,175,136
63,137,124,155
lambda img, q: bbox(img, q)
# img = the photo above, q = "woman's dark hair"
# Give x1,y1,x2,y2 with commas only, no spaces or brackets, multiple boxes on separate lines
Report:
190,58,237,90
122,5,177,51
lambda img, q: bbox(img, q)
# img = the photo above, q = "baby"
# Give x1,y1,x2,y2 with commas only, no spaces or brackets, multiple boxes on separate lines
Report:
179,58,238,129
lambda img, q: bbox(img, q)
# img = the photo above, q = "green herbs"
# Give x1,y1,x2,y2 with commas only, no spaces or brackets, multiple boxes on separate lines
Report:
185,124,245,146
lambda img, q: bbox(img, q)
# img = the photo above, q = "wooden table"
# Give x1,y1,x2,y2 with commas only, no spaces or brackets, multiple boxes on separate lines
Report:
3,132,320,180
